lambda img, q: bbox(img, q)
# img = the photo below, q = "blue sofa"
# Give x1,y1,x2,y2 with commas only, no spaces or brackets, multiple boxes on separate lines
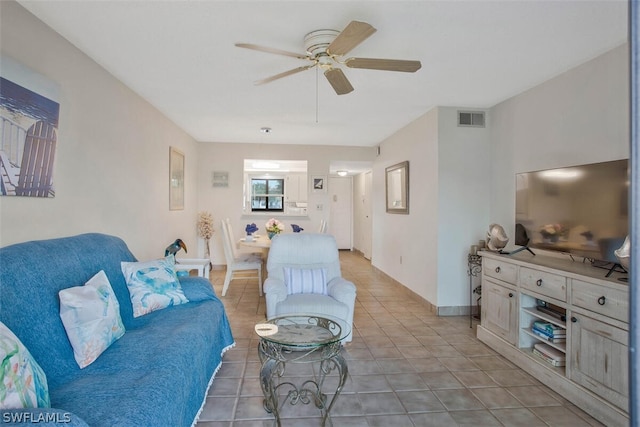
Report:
0,233,234,426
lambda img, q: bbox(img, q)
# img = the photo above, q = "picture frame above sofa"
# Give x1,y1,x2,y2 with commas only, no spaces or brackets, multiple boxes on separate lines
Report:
169,147,184,210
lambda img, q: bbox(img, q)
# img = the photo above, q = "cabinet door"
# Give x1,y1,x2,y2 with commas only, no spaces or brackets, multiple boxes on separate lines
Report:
285,175,300,201
569,314,628,411
482,279,518,345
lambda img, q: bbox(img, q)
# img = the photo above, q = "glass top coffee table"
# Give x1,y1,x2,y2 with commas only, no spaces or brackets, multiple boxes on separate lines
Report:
255,314,350,427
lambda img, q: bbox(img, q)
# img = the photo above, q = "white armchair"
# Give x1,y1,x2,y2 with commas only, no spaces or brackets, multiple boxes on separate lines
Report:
264,233,356,342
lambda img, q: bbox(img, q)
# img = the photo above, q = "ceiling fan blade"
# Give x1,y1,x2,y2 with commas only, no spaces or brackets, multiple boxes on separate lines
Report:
235,43,309,60
255,64,316,85
327,21,377,56
345,57,422,72
324,68,354,95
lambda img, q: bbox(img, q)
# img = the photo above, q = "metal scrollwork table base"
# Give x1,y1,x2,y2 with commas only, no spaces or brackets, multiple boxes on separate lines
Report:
255,315,350,427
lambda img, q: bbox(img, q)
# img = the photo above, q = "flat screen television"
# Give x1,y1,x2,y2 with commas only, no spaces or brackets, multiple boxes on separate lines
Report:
515,159,629,266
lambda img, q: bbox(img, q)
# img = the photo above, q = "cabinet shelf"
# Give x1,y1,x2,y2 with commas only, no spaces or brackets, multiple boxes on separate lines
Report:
522,307,566,329
521,328,566,353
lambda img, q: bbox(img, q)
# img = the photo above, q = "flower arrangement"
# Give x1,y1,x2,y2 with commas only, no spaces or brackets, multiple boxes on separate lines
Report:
245,223,259,235
197,211,214,261
265,218,285,238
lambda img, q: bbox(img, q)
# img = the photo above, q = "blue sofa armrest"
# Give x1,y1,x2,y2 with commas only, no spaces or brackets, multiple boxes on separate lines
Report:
178,276,217,302
0,409,88,426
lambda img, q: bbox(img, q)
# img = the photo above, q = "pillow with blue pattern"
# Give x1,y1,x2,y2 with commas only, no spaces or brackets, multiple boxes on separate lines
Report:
0,321,50,409
121,255,189,317
59,270,126,368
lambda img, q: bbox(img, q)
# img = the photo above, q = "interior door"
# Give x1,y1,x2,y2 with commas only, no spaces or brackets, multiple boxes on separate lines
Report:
361,171,372,259
329,176,352,249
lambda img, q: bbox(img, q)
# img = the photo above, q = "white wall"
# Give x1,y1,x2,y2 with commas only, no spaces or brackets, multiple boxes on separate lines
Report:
0,2,200,260
371,44,627,312
196,142,375,265
373,109,440,304
489,43,629,245
436,107,491,308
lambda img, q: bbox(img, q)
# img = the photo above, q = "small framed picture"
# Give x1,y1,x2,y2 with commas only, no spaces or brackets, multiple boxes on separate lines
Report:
311,175,327,194
212,171,229,188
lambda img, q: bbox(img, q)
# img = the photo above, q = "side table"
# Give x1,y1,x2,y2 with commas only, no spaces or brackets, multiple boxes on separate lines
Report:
468,254,482,327
175,258,211,278
255,314,350,427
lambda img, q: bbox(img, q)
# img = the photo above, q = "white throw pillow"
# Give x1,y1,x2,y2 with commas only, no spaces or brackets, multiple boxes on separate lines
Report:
59,270,126,368
121,255,189,318
284,267,328,295
0,321,50,409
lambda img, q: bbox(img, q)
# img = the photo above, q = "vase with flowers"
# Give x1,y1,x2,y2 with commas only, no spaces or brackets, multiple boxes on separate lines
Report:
265,218,285,239
245,223,258,241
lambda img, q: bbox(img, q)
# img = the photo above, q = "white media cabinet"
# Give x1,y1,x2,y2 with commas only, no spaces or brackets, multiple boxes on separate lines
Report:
476,250,629,426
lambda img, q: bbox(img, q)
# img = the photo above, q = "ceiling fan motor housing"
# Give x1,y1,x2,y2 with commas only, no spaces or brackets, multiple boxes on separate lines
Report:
304,29,339,58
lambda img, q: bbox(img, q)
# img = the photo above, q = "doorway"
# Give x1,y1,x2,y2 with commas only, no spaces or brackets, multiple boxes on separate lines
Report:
328,176,352,249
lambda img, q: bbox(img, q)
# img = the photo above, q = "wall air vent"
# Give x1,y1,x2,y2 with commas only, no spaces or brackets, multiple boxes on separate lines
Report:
458,111,485,128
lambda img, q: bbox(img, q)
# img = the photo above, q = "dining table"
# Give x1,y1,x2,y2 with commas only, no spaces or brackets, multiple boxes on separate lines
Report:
238,234,272,250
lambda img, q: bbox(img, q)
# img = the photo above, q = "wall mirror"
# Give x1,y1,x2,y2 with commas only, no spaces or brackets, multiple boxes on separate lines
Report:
386,161,409,214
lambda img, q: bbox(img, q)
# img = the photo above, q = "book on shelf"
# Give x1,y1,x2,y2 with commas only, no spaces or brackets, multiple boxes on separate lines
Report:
535,305,566,321
532,320,565,335
531,327,566,343
534,342,565,361
533,348,566,367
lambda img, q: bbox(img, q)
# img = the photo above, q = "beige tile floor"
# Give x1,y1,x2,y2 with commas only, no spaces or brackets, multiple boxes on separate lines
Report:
196,250,604,427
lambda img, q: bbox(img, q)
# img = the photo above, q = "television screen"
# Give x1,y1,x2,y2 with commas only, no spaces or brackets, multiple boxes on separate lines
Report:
515,159,629,264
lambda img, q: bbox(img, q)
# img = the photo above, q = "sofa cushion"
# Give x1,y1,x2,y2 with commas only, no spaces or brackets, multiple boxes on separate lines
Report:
121,256,189,317
283,267,328,295
59,270,125,368
0,321,50,409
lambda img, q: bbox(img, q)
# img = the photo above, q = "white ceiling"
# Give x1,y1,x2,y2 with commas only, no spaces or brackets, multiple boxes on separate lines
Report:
18,1,627,148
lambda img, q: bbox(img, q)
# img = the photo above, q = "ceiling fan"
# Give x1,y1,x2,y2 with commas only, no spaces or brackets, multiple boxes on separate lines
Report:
235,20,422,95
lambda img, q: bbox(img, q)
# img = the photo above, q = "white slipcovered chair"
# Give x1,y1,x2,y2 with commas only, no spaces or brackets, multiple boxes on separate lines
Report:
264,233,356,342
220,219,262,297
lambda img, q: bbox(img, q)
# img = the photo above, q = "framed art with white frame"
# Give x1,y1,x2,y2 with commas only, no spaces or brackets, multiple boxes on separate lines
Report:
311,175,327,194
169,147,184,210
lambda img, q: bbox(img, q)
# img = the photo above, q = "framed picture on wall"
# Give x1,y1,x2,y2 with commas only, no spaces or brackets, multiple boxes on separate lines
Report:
311,175,327,194
169,147,184,210
385,161,409,214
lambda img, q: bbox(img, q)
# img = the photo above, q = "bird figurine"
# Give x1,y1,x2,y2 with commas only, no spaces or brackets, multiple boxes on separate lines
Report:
291,224,304,233
165,239,187,257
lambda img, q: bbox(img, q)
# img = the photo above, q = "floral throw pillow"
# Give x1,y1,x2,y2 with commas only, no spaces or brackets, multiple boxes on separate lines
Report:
0,321,50,409
121,255,189,318
59,270,126,368
283,267,328,295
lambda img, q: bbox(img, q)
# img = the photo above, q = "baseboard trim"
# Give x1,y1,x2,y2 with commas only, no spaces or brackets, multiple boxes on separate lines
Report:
369,265,482,317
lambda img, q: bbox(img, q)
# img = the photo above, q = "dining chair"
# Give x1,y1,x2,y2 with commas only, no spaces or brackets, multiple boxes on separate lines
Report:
318,219,328,233
223,218,264,259
220,219,263,297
